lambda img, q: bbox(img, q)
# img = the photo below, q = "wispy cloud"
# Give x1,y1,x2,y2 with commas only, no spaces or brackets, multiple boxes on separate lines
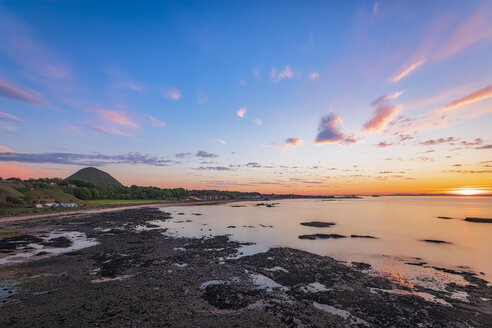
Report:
84,108,138,127
236,107,246,118
314,114,355,145
371,90,404,107
161,87,182,100
364,92,404,133
373,1,379,14
389,60,425,83
434,3,492,61
0,152,173,166
270,65,293,83
376,141,393,148
309,72,320,80
0,111,21,122
439,84,492,112
419,137,457,146
252,118,262,125
196,166,233,171
197,90,208,104
364,105,402,133
0,11,73,83
0,78,44,106
149,116,167,128
218,139,227,145
252,66,261,78
261,137,304,149
196,150,219,158
88,125,132,137
0,145,14,153
175,152,192,159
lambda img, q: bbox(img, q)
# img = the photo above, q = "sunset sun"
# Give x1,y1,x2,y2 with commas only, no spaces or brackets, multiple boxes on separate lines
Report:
449,187,490,196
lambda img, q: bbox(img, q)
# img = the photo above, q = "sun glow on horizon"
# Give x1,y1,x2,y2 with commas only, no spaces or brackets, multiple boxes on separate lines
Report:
448,187,491,196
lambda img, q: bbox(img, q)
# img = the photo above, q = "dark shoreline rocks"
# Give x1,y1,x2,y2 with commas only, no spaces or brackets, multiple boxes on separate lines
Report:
465,217,492,223
300,221,336,227
0,208,491,328
437,216,454,220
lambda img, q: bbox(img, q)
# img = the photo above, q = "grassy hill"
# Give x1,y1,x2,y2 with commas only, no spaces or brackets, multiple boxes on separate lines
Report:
66,167,123,186
24,189,80,203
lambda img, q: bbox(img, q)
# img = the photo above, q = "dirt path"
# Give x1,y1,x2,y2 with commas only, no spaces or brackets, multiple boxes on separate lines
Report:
0,200,236,226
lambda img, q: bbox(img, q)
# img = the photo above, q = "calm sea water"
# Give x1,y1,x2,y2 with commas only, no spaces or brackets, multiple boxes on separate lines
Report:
159,196,492,281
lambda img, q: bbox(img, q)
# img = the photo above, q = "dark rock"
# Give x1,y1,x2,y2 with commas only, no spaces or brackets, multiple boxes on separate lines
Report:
350,235,377,239
421,239,452,244
437,216,454,220
298,234,346,240
465,217,492,223
300,221,336,227
41,237,73,248
351,262,372,270
227,226,236,229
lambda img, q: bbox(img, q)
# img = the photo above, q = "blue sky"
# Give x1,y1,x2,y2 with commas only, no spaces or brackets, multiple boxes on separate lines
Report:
1,0,491,194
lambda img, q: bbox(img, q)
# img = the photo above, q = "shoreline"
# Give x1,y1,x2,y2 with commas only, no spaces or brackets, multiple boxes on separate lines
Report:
0,199,241,226
0,207,490,327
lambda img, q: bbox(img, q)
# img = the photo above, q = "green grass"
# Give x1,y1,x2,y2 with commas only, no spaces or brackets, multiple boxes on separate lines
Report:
24,189,80,203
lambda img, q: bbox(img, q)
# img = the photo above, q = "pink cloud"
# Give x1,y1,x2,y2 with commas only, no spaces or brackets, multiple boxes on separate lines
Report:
314,113,355,145
0,145,14,153
0,163,34,179
0,78,44,106
389,60,425,83
309,72,320,80
419,137,456,146
0,111,21,122
161,87,182,100
149,116,167,128
270,65,293,83
371,90,404,107
439,84,492,112
84,108,138,127
88,125,132,137
236,107,246,118
0,11,73,87
364,105,402,133
377,141,392,148
434,4,492,61
284,137,303,147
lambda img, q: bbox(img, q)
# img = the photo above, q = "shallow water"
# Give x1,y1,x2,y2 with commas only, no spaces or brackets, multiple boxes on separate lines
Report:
159,197,492,281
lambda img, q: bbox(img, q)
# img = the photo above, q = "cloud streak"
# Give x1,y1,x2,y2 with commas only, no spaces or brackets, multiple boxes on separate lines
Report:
84,108,138,127
0,111,21,122
439,84,492,112
161,87,182,100
0,152,173,166
0,78,44,106
389,60,425,83
149,116,167,128
196,150,219,158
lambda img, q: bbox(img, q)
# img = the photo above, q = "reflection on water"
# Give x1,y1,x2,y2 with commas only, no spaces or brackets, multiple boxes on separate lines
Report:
158,196,492,281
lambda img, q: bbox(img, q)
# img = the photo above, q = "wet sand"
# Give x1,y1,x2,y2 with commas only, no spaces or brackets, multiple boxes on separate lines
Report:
0,208,491,327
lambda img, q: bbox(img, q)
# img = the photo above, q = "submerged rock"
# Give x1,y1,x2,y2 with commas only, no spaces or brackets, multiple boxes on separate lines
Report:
437,216,454,220
350,235,377,239
298,234,346,240
465,217,492,223
300,221,336,227
421,239,452,244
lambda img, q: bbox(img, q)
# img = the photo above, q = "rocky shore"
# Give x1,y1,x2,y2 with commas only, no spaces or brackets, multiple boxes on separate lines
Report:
0,208,491,327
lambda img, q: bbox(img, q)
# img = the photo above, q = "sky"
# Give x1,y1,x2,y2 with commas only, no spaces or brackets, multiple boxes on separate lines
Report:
0,0,491,195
